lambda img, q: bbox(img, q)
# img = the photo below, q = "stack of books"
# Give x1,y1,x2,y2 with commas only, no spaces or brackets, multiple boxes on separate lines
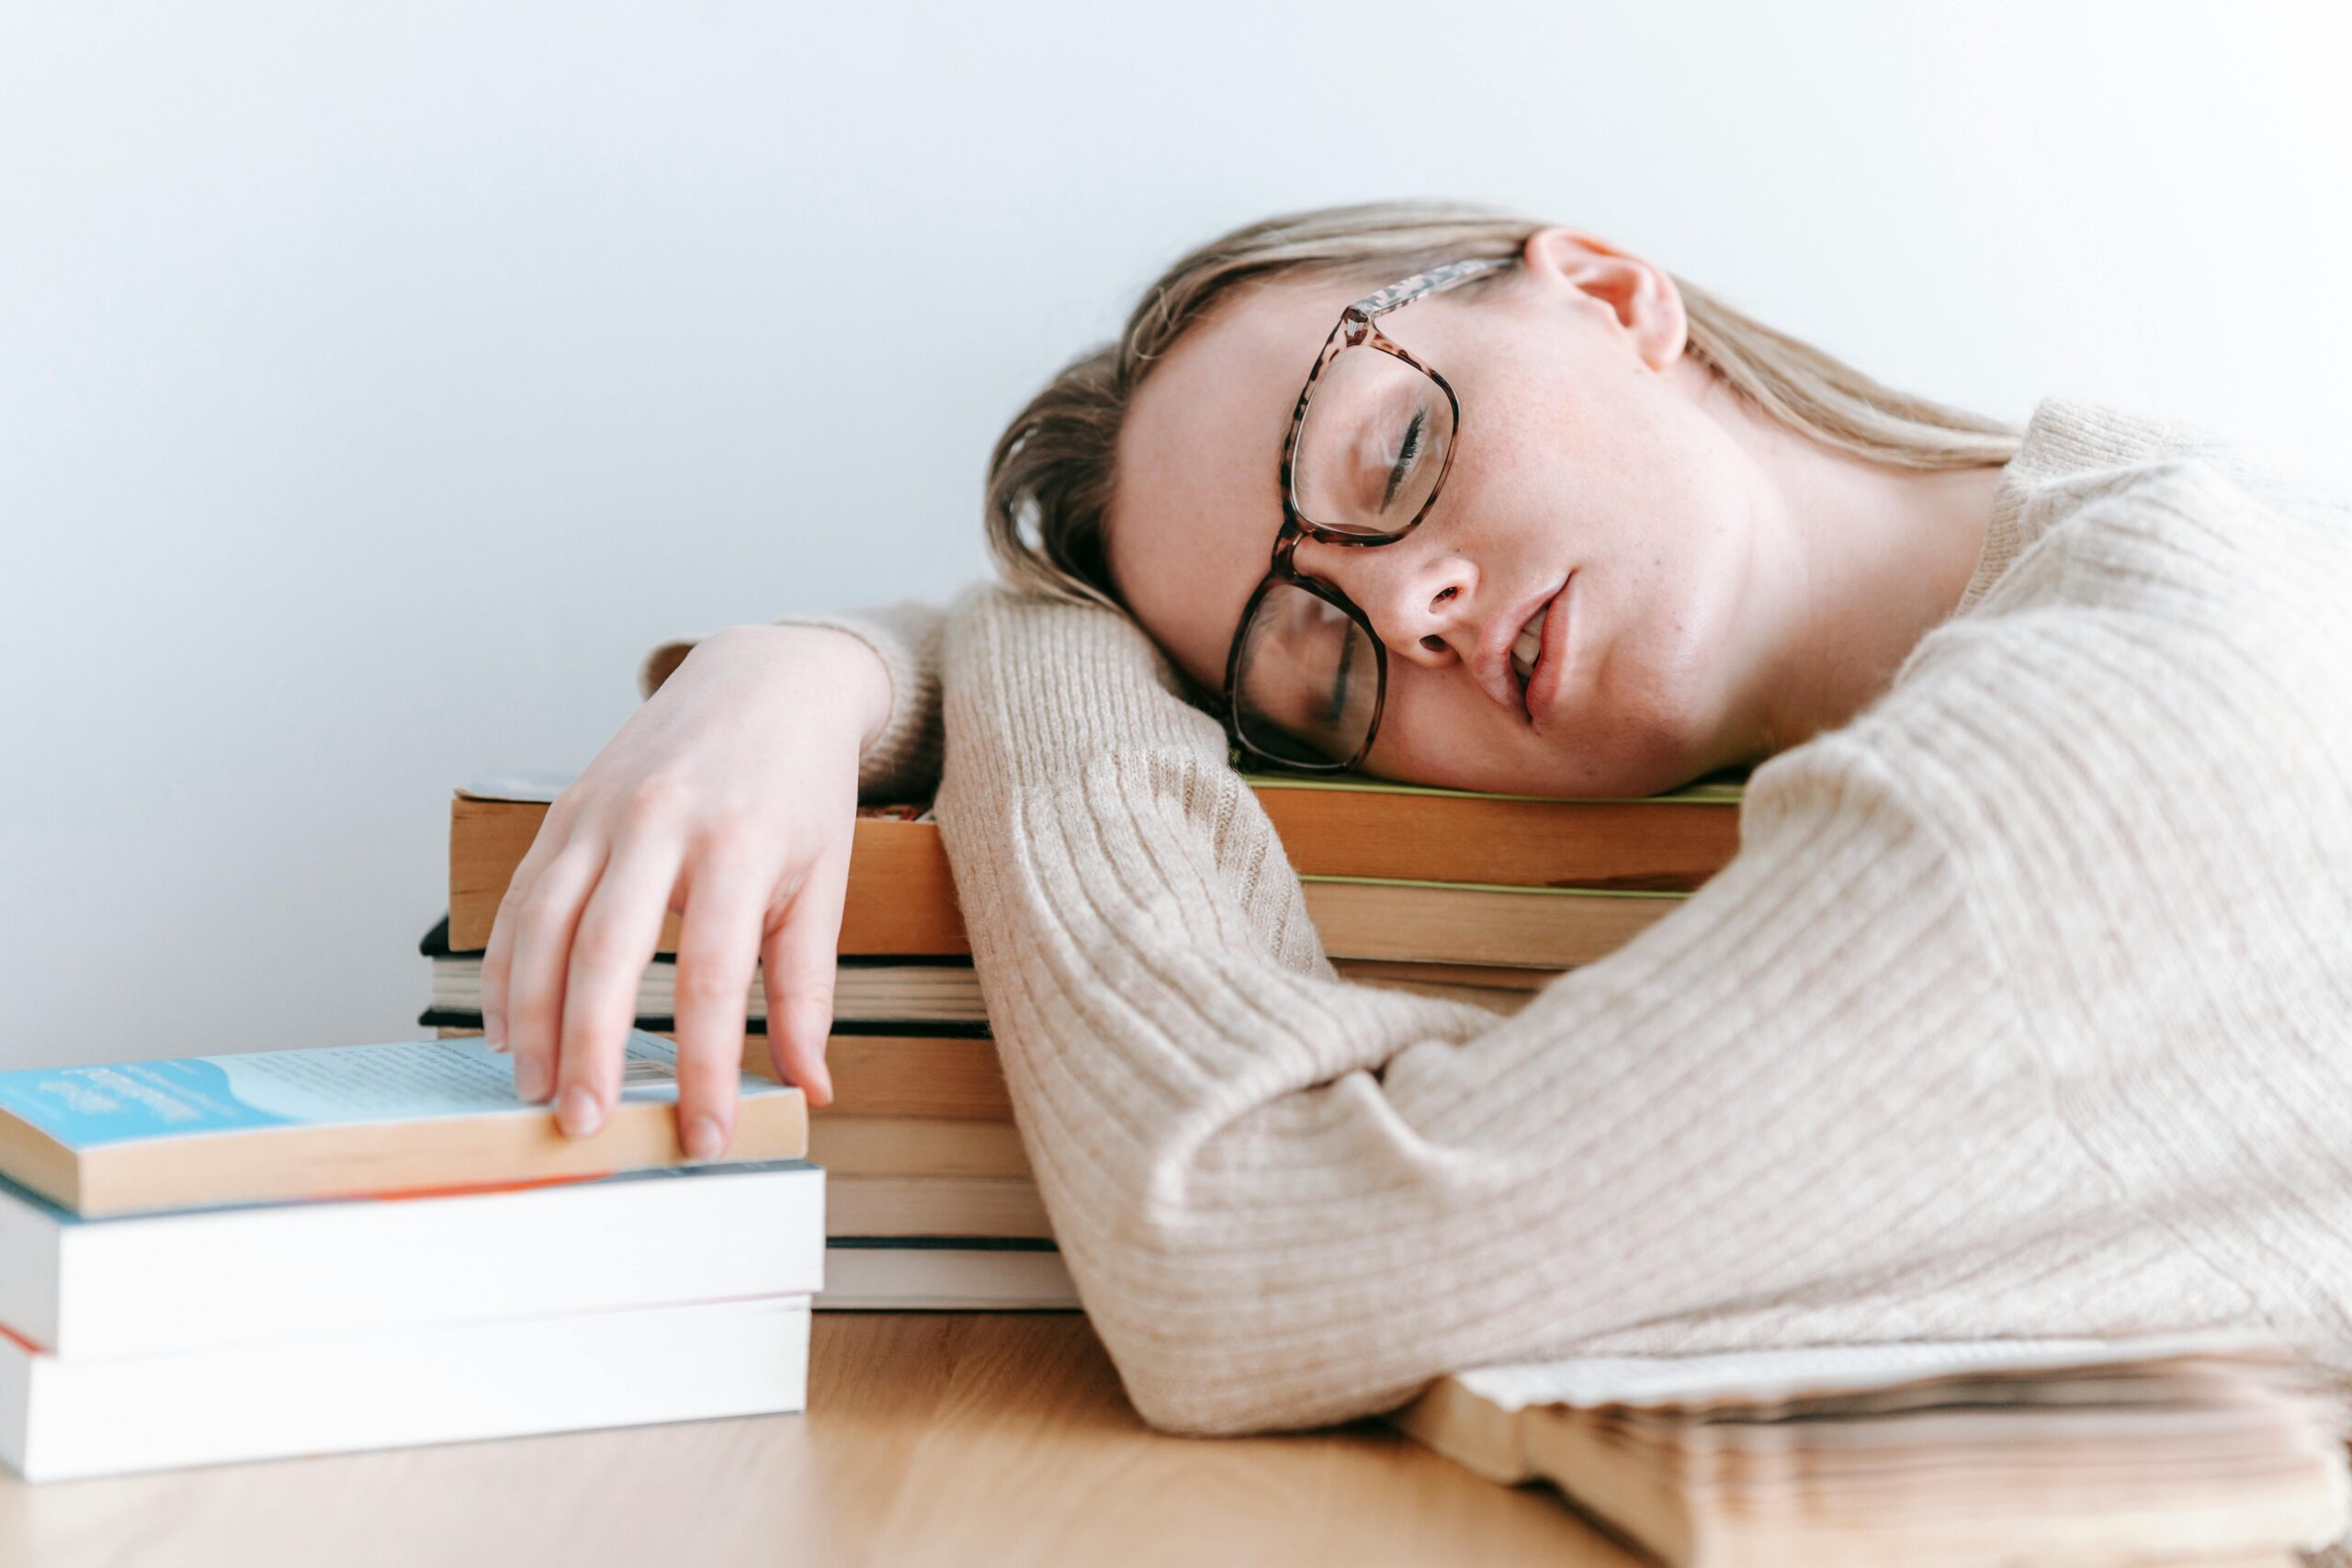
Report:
0,1032,817,1479
1395,1337,2352,1565
425,768,1745,1309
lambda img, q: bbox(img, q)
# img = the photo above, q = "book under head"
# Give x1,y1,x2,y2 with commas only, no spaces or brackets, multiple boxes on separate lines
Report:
445,764,1746,959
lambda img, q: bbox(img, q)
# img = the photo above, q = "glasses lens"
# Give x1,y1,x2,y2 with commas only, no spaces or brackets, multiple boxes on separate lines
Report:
1292,347,1454,537
1232,580,1381,768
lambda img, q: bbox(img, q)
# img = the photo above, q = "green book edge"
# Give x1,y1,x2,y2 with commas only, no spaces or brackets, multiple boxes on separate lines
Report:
1297,875,1689,900
1234,758,1747,807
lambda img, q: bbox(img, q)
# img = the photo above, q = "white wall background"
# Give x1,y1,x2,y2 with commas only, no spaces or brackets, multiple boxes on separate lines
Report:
4,1,2346,1068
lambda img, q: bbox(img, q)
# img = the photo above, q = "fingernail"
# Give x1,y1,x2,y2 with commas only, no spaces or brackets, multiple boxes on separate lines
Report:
557,1085,604,1138
484,1014,505,1049
684,1114,724,1160
514,1055,550,1102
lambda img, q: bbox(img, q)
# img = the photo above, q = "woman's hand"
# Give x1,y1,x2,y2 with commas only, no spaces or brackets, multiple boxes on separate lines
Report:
477,624,894,1156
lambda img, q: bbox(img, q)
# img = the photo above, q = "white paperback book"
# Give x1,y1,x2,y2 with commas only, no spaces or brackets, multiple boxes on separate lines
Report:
0,1160,823,1358
0,1292,811,1481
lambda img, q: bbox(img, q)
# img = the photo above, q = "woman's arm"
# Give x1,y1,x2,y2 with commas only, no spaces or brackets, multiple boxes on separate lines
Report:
641,599,951,803
934,585,2143,1438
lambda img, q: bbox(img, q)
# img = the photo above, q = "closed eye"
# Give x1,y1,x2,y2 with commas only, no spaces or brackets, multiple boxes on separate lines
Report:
1381,409,1427,513
1326,615,1358,725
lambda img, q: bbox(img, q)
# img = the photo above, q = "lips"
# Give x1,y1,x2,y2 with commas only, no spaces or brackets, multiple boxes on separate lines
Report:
1522,572,1575,725
1470,574,1574,724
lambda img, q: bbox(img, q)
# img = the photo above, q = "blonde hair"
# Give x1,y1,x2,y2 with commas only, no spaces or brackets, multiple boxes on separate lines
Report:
983,198,2021,615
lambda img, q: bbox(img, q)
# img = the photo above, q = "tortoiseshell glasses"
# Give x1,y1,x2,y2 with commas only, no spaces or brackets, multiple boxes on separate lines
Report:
1220,254,1516,773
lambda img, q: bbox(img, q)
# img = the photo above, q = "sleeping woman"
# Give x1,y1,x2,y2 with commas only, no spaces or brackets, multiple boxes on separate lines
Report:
472,200,2352,1434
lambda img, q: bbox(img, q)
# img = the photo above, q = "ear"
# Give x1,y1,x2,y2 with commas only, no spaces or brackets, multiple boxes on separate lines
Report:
1520,226,1689,372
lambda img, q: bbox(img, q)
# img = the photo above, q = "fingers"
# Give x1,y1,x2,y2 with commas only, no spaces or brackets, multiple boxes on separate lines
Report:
481,888,520,1053
666,838,772,1159
760,844,849,1110
480,807,580,1052
501,842,611,1103
549,823,685,1138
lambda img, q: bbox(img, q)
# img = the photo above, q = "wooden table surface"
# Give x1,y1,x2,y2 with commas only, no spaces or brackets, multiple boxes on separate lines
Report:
0,1313,1634,1568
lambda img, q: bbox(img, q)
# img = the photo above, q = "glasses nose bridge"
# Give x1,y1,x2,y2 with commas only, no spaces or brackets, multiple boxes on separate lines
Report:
1292,524,1456,650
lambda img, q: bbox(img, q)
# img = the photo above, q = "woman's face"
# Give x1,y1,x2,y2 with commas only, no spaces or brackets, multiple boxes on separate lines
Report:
1104,228,1783,799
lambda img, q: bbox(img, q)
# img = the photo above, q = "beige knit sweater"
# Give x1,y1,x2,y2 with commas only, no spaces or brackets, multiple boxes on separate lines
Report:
642,396,2352,1444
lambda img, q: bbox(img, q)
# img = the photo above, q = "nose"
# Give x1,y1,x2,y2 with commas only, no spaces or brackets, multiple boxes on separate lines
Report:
1293,532,1475,669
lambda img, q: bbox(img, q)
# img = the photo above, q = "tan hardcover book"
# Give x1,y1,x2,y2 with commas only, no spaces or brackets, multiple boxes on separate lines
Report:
436,1024,1012,1120
1332,959,1550,1013
1249,771,1740,892
805,1115,1032,1180
822,1174,1053,1239
0,1031,807,1218
448,796,1681,969
1301,879,1679,969
817,1241,1079,1312
1333,959,1561,992
423,924,990,1025
447,771,1739,953
429,934,1553,1031
451,795,967,955
435,1028,1047,1241
773,1032,1012,1119
1391,1339,2350,1568
445,989,1549,1133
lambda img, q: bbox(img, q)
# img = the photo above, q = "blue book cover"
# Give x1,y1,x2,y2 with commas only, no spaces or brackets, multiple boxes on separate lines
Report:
0,1031,808,1217
0,1030,746,1149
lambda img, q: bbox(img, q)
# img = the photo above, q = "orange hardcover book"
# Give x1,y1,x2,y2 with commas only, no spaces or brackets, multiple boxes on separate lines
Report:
448,775,1737,967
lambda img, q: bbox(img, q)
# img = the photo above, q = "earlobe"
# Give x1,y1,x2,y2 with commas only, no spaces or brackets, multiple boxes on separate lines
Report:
1521,225,1690,372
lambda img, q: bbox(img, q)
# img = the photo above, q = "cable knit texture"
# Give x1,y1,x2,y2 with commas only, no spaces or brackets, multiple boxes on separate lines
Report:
647,398,2352,1550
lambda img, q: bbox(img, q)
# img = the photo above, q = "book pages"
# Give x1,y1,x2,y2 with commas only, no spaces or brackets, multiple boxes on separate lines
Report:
1450,1334,2287,1412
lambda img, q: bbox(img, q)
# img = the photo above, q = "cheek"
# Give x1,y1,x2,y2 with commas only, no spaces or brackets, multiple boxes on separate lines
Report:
1357,584,1730,799
1356,672,1511,792
1593,447,1750,686
1560,524,1747,789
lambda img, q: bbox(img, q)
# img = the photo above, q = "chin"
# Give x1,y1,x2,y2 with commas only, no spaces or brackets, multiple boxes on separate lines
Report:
1589,709,1722,797
1360,674,1714,799
1531,711,1717,799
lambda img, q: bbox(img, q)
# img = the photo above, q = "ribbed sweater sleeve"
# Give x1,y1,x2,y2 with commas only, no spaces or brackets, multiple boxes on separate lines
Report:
933,585,2146,1437
639,601,947,803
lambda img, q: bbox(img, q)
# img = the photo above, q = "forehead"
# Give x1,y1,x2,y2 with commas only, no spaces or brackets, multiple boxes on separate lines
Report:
1105,274,1374,694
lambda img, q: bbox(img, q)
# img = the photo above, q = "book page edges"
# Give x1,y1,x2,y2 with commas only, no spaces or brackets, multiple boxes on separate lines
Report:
0,1116,82,1213
1385,1377,1536,1484
1524,1399,2346,1565
1398,1361,2350,1568
1449,1336,2289,1413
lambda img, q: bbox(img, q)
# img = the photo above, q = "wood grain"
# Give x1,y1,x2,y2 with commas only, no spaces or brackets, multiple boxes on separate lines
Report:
0,1314,1636,1568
